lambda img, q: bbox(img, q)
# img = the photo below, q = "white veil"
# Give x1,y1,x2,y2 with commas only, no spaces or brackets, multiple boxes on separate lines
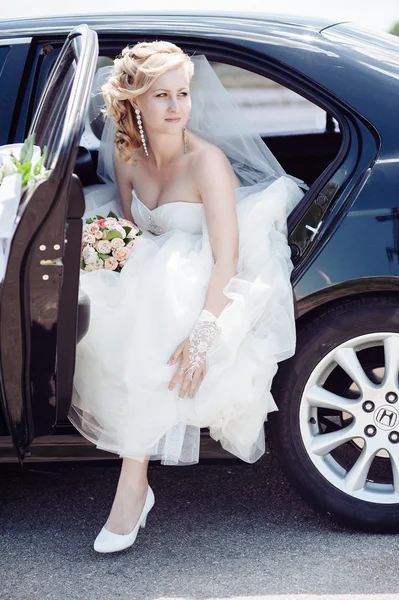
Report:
84,54,307,217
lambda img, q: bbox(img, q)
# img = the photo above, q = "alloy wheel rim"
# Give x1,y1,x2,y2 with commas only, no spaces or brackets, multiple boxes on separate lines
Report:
299,332,399,504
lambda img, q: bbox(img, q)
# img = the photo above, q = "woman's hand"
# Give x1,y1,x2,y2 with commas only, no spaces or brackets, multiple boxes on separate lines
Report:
167,338,206,400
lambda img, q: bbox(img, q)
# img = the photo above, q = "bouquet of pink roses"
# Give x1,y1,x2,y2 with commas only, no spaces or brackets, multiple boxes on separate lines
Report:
81,211,142,272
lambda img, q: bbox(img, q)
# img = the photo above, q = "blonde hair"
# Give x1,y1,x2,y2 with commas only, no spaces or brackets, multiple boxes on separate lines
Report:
101,41,194,164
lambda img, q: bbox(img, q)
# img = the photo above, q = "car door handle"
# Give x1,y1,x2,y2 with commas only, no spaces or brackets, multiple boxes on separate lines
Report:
305,221,323,241
39,257,63,266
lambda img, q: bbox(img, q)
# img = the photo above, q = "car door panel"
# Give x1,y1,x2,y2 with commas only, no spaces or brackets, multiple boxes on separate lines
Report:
0,25,98,460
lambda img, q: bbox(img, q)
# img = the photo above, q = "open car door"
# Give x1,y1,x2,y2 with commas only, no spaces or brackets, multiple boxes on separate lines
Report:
0,25,98,462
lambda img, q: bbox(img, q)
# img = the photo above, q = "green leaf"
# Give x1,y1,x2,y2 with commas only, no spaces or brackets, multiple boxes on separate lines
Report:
33,145,47,176
96,215,104,220
80,259,85,270
97,252,110,260
10,154,19,167
85,218,94,224
22,174,32,187
107,211,119,219
18,161,32,187
123,226,132,236
19,161,31,175
20,133,35,164
115,266,122,273
105,229,123,241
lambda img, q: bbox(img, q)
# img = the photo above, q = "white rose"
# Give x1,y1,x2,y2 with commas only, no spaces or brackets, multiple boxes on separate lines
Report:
82,245,95,260
87,253,100,265
103,217,118,229
82,246,98,265
96,240,112,254
91,257,104,270
111,238,125,249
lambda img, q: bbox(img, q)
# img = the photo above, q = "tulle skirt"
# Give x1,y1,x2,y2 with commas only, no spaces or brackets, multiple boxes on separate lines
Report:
68,176,304,465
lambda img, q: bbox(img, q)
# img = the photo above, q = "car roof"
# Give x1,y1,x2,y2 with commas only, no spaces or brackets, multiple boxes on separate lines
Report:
0,11,346,37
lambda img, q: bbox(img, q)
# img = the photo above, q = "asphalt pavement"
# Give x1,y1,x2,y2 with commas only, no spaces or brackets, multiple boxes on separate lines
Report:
1,451,399,600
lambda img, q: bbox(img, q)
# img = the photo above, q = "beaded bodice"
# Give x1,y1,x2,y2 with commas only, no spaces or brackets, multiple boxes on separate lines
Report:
131,189,204,236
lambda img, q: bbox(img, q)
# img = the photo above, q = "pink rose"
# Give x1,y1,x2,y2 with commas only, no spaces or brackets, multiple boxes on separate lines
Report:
95,231,103,240
96,219,107,227
88,223,100,234
111,237,125,249
113,247,130,262
104,257,119,270
83,233,96,245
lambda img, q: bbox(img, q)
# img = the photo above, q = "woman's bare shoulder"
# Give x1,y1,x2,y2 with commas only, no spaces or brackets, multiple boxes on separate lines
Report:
188,131,239,187
114,146,143,184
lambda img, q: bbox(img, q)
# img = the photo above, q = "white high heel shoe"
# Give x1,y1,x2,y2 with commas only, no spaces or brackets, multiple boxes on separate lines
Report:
93,485,155,553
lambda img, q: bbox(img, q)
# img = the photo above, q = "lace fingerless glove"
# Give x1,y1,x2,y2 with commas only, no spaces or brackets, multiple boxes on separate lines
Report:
186,309,221,374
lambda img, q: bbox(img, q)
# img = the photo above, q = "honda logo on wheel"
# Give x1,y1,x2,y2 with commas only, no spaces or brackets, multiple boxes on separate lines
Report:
375,406,398,430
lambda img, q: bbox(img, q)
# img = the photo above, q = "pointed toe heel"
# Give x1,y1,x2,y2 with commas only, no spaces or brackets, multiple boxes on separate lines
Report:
93,485,155,553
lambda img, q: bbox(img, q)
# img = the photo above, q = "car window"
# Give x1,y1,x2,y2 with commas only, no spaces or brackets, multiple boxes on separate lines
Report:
32,43,76,168
211,62,339,136
0,41,31,144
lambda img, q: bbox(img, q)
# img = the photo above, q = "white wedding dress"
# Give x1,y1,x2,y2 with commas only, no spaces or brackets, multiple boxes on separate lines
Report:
68,175,303,465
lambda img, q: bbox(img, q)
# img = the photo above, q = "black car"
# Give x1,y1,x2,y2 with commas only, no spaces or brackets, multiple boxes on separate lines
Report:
1,12,399,533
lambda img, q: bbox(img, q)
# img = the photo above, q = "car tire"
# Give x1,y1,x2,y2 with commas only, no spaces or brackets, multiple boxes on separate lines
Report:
268,294,399,532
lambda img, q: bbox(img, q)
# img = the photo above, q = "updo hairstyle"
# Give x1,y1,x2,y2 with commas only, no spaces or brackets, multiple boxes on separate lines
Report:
101,41,195,164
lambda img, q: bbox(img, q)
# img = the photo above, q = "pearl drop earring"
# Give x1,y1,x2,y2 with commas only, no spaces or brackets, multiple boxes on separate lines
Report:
135,108,149,157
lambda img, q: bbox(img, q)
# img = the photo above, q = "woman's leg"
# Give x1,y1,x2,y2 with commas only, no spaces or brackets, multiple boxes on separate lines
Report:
105,456,150,534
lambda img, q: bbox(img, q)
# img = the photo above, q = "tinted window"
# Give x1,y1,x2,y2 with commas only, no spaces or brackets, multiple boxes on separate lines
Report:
211,62,339,136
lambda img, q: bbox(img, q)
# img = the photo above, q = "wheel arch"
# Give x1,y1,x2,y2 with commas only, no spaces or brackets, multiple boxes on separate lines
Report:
295,277,399,327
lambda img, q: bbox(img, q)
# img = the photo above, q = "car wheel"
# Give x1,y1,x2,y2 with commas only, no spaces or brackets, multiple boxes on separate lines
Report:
268,295,399,532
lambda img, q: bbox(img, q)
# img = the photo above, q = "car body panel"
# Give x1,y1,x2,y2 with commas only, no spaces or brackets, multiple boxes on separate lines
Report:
0,13,398,460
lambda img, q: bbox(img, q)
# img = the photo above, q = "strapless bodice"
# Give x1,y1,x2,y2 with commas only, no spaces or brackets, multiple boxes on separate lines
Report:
131,189,204,236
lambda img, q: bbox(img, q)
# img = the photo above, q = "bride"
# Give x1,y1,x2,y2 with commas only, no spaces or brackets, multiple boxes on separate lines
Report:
68,41,305,553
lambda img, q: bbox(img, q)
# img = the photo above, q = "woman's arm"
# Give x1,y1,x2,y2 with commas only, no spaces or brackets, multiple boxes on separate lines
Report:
114,153,134,221
193,146,239,318
168,146,239,397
